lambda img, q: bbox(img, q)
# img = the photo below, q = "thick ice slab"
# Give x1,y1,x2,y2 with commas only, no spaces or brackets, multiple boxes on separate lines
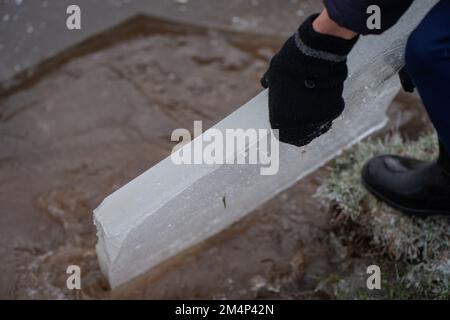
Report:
94,1,437,288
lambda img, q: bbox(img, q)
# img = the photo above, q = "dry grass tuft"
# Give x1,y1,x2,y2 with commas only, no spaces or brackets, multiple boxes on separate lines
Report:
317,133,450,299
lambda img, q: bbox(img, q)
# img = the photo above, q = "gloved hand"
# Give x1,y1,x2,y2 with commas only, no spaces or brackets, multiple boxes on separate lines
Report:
261,14,358,147
398,66,415,93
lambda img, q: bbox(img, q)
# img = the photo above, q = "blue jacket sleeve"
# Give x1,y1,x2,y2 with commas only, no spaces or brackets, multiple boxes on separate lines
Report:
323,0,414,35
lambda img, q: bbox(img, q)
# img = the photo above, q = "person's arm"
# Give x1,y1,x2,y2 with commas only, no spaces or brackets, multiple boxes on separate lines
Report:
324,0,414,35
262,1,415,147
313,9,357,40
261,12,359,146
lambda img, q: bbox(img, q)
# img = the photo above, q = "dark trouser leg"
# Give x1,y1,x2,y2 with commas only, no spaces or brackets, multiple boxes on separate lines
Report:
405,0,450,153
360,1,450,216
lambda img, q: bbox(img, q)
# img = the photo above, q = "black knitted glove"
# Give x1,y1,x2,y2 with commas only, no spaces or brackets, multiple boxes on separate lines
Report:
261,14,358,147
399,66,415,93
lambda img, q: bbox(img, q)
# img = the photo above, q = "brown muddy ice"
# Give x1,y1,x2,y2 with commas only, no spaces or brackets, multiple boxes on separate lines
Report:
0,13,430,299
0,16,337,299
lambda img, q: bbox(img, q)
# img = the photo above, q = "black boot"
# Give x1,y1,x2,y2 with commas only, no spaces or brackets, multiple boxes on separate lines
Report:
361,139,450,216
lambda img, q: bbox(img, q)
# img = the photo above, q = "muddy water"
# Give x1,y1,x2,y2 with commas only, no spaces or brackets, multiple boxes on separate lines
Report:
0,16,430,299
0,19,334,299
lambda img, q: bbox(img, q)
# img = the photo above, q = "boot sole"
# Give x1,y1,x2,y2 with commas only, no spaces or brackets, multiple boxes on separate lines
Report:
361,178,450,217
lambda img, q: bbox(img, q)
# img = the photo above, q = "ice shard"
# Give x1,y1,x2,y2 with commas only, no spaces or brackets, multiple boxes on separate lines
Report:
94,0,438,288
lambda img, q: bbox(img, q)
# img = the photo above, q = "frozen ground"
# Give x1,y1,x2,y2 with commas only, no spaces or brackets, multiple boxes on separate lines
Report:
0,0,322,86
0,12,333,300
